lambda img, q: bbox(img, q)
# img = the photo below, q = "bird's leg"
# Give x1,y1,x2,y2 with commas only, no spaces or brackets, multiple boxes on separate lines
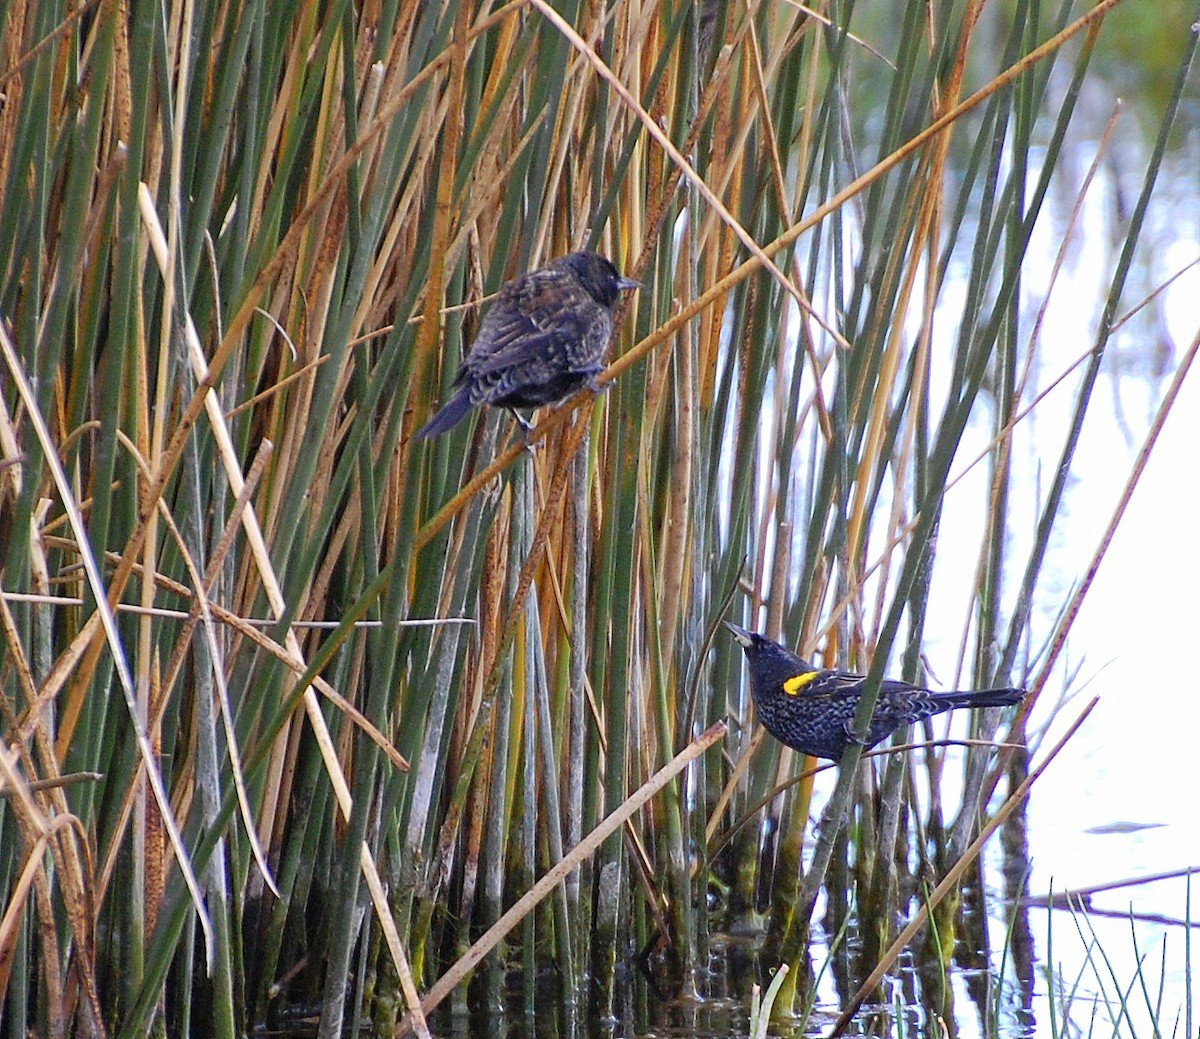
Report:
509,408,534,435
507,408,538,453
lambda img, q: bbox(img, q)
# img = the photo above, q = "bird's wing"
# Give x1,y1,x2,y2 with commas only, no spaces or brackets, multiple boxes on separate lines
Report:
468,320,591,379
466,269,606,378
804,669,869,697
864,680,933,732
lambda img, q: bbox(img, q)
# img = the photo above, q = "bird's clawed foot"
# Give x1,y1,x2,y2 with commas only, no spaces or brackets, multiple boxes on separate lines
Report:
583,367,608,396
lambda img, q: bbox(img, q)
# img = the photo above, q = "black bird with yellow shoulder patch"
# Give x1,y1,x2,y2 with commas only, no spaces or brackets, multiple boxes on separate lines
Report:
416,250,640,439
724,622,1025,762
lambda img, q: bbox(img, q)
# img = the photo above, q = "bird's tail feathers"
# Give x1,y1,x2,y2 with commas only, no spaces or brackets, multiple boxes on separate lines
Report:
415,386,472,440
939,687,1025,709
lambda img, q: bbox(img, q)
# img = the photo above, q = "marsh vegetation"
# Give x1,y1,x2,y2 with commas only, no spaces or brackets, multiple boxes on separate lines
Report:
1,2,1196,1037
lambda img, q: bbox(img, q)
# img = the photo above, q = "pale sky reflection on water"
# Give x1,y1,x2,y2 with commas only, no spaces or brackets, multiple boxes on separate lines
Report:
928,150,1200,1036
793,143,1200,1037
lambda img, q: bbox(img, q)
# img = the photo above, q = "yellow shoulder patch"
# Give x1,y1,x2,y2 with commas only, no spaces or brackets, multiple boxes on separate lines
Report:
783,671,822,696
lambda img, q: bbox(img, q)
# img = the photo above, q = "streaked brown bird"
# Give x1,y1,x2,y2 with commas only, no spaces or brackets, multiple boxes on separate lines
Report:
416,250,639,439
724,622,1025,761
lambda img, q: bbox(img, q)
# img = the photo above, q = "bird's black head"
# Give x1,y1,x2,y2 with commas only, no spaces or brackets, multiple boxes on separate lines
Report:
557,251,640,308
724,621,817,694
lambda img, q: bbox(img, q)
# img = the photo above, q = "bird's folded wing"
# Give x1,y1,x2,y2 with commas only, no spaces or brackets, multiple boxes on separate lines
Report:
815,671,870,695
467,308,595,378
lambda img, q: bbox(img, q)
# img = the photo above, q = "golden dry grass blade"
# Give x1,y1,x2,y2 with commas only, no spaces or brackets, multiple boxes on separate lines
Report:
0,319,218,970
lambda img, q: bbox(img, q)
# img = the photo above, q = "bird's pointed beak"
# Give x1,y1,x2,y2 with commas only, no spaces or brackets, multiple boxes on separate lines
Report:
723,620,753,647
617,276,641,292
